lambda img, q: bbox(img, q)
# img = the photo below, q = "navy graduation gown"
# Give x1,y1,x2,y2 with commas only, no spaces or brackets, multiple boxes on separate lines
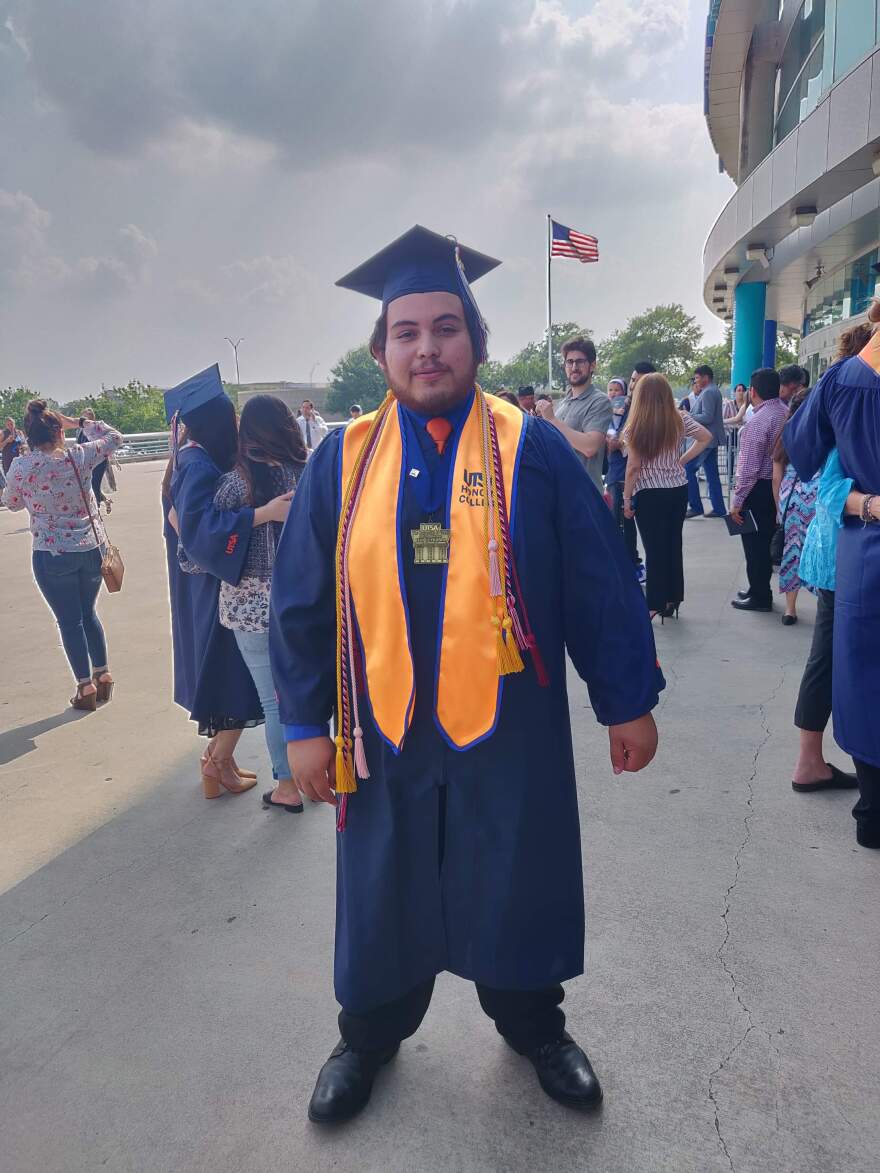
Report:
785,355,880,768
165,445,262,727
270,410,663,1012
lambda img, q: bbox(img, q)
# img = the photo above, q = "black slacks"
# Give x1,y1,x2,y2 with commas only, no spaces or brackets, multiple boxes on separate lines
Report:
608,480,641,567
794,589,835,732
339,977,566,1055
740,479,776,607
634,484,688,613
854,760,880,831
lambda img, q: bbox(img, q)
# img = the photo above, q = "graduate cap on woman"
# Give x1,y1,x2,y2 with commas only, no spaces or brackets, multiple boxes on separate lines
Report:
336,225,501,361
163,363,230,424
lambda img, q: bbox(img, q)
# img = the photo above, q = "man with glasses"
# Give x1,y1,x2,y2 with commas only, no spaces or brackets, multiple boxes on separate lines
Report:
536,336,612,494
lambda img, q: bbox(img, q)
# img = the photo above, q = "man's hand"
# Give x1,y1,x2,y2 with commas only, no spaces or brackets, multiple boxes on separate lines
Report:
609,713,658,776
287,736,337,805
728,506,743,526
535,399,556,421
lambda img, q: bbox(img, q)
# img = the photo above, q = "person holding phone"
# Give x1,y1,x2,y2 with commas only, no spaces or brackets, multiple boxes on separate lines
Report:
729,369,790,614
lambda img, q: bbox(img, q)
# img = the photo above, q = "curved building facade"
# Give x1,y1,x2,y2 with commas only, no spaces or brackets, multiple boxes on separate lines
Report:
703,1,880,384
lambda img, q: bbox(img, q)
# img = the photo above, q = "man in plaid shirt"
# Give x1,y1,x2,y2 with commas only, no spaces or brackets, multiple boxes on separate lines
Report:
729,368,790,613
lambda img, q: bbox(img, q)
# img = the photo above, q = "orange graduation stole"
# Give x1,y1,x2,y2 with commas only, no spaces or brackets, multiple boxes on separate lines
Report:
334,388,546,825
859,331,880,374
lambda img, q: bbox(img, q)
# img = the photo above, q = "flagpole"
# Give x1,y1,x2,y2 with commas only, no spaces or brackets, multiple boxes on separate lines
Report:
546,214,553,392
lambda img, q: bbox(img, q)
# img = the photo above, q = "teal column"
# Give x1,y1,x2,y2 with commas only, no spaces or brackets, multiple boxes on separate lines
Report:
732,283,767,388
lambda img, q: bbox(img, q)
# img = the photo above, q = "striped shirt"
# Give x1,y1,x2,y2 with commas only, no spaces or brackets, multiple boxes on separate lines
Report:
632,415,703,493
732,397,790,510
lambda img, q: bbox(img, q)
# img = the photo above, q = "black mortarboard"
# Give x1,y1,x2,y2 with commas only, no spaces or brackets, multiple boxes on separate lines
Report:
336,226,500,363
335,225,500,307
163,364,229,424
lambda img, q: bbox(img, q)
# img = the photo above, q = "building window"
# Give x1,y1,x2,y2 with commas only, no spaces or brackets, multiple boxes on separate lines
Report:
775,0,827,144
803,246,880,335
833,0,876,80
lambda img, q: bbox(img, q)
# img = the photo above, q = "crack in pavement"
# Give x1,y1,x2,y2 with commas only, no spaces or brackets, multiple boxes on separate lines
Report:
707,662,793,1172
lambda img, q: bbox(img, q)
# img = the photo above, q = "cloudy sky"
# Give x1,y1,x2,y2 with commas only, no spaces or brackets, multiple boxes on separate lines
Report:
0,0,733,399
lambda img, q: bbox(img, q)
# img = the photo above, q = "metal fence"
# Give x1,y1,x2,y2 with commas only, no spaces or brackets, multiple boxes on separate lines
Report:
113,422,348,464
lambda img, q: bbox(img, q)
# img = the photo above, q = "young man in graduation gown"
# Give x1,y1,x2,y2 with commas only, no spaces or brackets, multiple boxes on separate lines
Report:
269,227,664,1123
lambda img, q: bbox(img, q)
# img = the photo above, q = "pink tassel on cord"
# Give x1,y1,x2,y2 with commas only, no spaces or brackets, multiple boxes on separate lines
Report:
488,539,502,597
353,726,370,780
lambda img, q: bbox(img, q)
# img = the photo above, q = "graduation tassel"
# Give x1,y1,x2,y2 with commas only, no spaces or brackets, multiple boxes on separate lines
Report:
525,633,549,688
353,725,370,781
335,736,357,794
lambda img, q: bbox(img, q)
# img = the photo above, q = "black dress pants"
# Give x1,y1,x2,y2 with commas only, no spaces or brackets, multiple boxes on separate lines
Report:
853,760,880,831
794,589,835,732
634,485,688,613
608,480,641,567
740,479,776,607
338,977,566,1055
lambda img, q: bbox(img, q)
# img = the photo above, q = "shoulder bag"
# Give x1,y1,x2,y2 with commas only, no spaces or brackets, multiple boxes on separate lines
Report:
67,449,125,592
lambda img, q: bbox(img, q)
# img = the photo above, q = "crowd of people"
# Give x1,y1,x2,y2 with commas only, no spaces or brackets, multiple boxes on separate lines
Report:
2,224,878,1125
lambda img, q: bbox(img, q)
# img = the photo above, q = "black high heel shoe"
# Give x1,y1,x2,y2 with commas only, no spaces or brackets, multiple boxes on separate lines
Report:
661,603,680,623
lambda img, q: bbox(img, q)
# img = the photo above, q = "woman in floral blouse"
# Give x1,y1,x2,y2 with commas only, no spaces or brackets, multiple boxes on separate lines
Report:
214,395,307,811
2,400,122,709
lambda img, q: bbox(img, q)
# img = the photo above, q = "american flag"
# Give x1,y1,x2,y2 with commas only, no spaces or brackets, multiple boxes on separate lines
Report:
551,219,599,263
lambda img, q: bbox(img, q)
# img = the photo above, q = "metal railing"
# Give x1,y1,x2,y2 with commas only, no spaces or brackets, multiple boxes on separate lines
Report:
113,422,348,463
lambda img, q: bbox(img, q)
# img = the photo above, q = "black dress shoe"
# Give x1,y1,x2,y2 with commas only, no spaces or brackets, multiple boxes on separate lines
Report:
856,821,880,849
684,509,704,519
792,763,859,793
731,597,772,612
737,589,751,600
706,511,727,519
516,1032,603,1109
308,1039,399,1123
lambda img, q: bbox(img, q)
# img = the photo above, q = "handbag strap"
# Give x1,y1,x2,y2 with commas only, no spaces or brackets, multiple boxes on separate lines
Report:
66,448,105,549
780,473,799,525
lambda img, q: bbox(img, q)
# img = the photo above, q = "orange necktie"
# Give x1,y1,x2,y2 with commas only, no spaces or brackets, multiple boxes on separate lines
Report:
426,417,453,455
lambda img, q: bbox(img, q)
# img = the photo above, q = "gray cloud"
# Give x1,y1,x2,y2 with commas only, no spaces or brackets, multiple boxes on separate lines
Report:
14,0,691,166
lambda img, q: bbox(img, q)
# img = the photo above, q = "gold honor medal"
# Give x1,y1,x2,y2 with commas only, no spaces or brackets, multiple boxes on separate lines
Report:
411,522,450,565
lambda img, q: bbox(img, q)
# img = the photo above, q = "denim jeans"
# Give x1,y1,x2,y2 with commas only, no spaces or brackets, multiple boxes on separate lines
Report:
32,547,108,682
233,628,291,780
685,446,727,515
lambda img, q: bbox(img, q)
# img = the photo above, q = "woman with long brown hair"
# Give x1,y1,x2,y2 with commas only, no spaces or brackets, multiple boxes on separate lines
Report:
623,374,711,619
2,401,121,708
214,394,308,812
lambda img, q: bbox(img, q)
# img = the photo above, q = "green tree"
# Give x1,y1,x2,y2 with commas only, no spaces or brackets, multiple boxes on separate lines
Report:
597,304,703,385
694,326,733,388
775,329,800,369
62,381,167,432
326,345,387,414
0,386,57,424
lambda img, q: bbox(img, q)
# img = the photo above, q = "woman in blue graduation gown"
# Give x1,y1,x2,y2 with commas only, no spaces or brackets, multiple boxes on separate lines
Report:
162,367,291,797
785,312,880,849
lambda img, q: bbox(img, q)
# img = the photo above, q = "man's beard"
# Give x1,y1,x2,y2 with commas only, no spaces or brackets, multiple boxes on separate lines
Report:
387,364,479,415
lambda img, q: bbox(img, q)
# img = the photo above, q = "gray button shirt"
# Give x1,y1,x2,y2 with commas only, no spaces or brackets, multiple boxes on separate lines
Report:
555,384,613,492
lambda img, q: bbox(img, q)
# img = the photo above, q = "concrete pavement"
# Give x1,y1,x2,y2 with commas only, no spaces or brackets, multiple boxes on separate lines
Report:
1,462,878,1173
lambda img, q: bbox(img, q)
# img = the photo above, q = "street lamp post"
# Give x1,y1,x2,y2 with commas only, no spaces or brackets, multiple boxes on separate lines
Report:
309,361,321,385
225,337,244,385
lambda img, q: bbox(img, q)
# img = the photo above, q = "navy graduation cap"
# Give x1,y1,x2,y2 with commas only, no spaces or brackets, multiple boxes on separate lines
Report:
336,225,500,362
163,363,229,424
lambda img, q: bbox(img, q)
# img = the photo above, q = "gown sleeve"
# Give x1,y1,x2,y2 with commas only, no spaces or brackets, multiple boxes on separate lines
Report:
540,422,664,725
269,432,340,736
172,450,253,585
784,363,839,482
